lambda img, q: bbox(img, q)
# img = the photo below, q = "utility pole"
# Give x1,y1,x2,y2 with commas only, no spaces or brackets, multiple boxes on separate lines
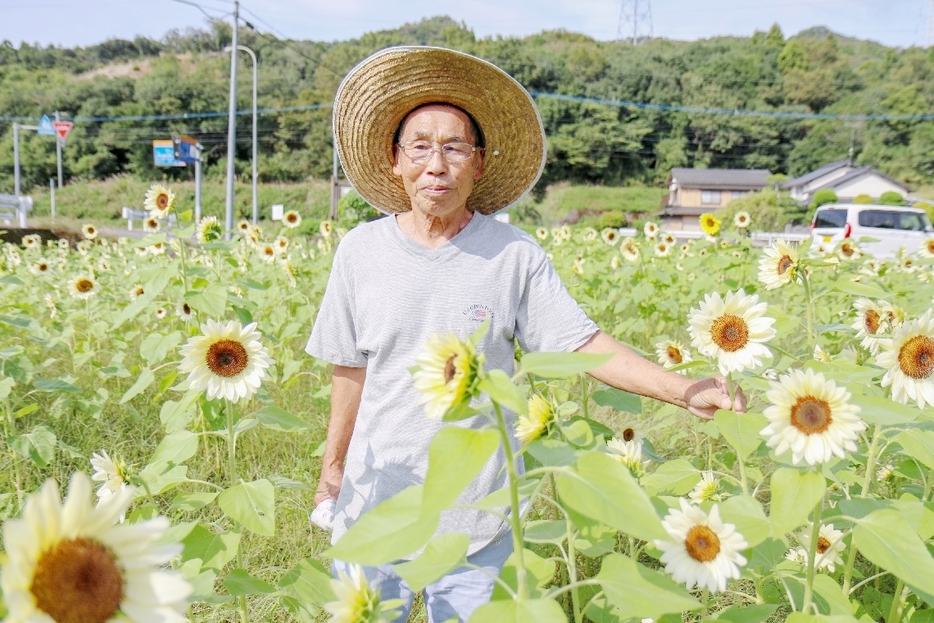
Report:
224,0,239,238
617,0,653,44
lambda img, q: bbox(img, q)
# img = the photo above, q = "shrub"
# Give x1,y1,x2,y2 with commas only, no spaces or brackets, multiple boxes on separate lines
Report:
720,189,802,232
596,210,627,229
337,189,382,226
808,189,838,210
852,194,873,204
878,191,907,206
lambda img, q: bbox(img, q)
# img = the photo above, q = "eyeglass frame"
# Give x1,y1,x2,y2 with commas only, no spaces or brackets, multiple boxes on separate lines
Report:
396,140,482,165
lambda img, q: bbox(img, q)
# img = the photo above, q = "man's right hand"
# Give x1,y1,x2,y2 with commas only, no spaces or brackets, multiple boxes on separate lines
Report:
314,468,342,506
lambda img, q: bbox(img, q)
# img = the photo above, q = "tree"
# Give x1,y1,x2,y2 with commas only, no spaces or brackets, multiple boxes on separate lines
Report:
809,189,838,210
878,191,906,206
853,194,873,204
778,40,808,73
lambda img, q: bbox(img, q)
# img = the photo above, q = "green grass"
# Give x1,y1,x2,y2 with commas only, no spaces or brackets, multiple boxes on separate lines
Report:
530,183,666,225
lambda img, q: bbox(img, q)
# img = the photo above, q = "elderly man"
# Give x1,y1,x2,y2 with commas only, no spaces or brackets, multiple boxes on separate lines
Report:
306,46,743,622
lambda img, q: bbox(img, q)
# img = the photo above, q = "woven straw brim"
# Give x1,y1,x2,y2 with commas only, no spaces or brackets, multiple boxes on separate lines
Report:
333,46,546,215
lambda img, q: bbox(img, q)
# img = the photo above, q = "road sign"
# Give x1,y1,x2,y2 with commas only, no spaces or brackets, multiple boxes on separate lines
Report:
172,135,201,164
37,115,55,136
52,120,74,144
153,140,186,167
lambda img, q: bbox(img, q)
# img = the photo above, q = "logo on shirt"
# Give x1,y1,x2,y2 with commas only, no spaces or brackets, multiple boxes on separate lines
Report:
463,304,494,323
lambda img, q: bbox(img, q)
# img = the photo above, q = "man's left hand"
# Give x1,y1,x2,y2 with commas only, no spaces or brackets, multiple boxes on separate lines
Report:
684,376,746,419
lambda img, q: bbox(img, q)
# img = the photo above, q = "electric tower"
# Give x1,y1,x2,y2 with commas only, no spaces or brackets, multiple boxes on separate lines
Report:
617,0,653,44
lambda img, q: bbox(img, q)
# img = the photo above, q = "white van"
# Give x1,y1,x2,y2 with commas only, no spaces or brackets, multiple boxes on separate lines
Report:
810,203,934,259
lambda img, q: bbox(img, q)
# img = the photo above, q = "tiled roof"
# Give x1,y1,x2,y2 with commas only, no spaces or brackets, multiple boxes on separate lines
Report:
670,168,772,190
810,166,912,193
783,159,852,189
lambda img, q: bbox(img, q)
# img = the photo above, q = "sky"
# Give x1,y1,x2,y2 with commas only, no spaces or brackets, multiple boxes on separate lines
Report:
0,0,930,50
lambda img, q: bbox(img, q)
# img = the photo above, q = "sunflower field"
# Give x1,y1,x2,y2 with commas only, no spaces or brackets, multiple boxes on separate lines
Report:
1,191,934,623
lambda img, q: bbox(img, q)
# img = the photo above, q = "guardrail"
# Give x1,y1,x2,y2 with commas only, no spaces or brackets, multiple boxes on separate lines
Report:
0,194,34,227
122,207,177,231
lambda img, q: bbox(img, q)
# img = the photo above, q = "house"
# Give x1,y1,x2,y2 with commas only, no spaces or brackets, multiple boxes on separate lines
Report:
784,160,911,204
661,168,772,230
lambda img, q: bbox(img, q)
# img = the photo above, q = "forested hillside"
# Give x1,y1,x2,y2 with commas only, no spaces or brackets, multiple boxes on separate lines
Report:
1,16,932,194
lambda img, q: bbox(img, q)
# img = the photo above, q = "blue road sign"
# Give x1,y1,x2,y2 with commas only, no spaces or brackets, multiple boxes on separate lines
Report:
153,140,185,167
37,115,55,136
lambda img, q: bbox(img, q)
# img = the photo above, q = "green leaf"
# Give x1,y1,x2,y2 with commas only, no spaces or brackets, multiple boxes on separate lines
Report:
493,548,556,599
517,351,613,379
119,367,155,404
524,520,567,545
394,533,470,593
557,452,666,542
770,468,825,536
8,424,56,468
327,486,438,566
181,524,241,571
720,495,771,548
641,458,701,497
478,370,528,415
0,376,13,399
0,315,30,328
279,558,336,605
33,377,81,394
217,480,276,536
110,295,152,331
832,277,888,299
592,387,642,414
138,462,188,495
150,430,198,465
562,419,594,447
422,427,499,517
139,331,182,366
597,553,700,620
171,492,217,512
223,569,277,596
468,598,567,623
716,604,778,623
254,406,312,432
715,409,766,460
897,429,934,470
185,284,229,317
526,438,580,467
853,509,934,606
851,394,919,425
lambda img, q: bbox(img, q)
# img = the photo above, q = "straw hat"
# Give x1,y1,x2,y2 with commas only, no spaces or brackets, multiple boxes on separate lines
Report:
332,46,546,215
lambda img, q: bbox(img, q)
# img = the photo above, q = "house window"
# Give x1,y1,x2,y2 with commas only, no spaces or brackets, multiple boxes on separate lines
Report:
731,191,747,200
701,190,721,205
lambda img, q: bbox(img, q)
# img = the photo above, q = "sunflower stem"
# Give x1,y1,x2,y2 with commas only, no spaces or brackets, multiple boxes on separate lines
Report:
565,515,584,623
801,492,824,614
224,398,249,623
492,401,529,600
841,536,859,596
861,424,882,499
802,269,815,356
699,587,710,621
579,373,589,421
2,394,23,509
887,578,906,623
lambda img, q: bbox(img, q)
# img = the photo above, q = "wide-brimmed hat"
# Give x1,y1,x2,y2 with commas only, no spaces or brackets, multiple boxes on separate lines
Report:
332,46,546,215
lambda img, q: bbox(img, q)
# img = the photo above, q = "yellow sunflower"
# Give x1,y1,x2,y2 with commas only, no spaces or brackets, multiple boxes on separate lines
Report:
516,395,556,445
412,333,483,420
700,213,721,236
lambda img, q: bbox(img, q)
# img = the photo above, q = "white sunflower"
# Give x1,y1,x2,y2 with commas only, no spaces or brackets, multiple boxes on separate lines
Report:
282,210,302,229
655,498,748,593
877,310,934,409
412,333,483,420
258,243,278,264
610,255,621,270
581,227,598,242
324,563,400,623
643,221,659,240
1,472,192,623
176,301,194,322
197,215,223,243
178,319,274,403
606,437,649,477
792,522,846,573
28,259,51,275
760,368,865,466
154,307,167,320
516,394,555,445
320,220,334,237
81,224,99,240
620,238,641,263
919,238,934,258
535,227,548,241
143,217,161,233
836,240,861,261
734,211,751,229
601,228,619,245
69,275,99,300
143,184,175,219
654,241,672,258
688,471,728,504
274,235,290,253
688,290,776,375
90,450,130,504
757,239,800,290
852,298,888,354
655,339,693,373
21,234,41,250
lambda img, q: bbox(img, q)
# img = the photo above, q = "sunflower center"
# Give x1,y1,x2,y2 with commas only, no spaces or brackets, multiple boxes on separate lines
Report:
864,310,881,334
710,314,749,352
841,243,854,257
777,255,793,275
817,536,831,554
182,303,191,315
76,279,93,293
622,427,636,442
790,396,833,434
684,525,721,562
38,263,48,272
206,339,250,377
287,214,297,223
898,335,934,380
444,355,457,384
927,240,934,253
156,194,169,210
31,537,124,623
667,346,683,364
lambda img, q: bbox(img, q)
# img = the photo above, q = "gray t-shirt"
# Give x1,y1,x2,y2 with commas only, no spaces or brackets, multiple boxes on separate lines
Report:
306,212,598,555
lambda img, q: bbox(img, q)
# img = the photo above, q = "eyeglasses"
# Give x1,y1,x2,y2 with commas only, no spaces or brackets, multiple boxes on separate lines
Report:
397,141,478,164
